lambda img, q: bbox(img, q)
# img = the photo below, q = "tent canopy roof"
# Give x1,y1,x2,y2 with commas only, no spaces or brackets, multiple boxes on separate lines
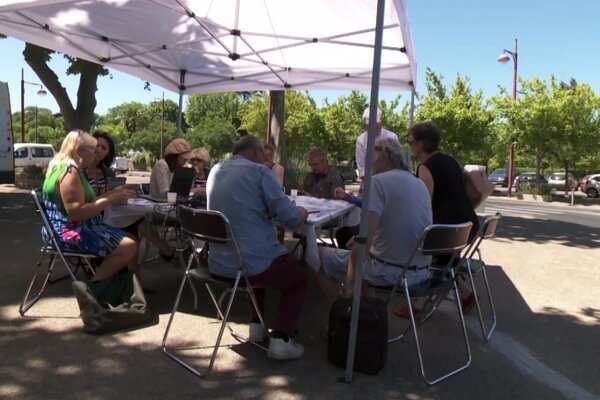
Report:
0,0,416,94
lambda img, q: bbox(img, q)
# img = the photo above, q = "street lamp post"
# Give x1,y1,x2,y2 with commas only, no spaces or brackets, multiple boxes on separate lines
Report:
20,68,47,143
497,38,518,197
154,92,165,156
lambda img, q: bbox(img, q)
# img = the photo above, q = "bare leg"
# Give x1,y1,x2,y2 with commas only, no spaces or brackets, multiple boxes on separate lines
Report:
91,236,137,281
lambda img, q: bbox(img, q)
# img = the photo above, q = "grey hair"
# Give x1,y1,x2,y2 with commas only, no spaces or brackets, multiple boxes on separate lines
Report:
307,147,327,161
232,134,263,155
376,137,409,171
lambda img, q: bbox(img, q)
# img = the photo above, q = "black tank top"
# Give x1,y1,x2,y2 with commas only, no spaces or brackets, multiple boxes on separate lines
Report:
418,152,479,238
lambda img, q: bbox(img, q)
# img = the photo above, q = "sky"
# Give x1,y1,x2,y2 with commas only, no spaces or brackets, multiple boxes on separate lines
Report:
1,0,600,115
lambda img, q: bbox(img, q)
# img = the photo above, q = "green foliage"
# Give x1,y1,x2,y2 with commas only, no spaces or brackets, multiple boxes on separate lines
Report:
283,156,310,191
188,115,239,161
186,92,242,129
416,68,494,165
129,150,156,172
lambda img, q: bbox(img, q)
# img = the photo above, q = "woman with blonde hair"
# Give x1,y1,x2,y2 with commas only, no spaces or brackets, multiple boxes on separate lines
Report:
189,147,211,195
43,130,138,282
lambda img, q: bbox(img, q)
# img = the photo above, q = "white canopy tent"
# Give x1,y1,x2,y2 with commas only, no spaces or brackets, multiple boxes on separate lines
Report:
0,0,417,381
0,0,415,93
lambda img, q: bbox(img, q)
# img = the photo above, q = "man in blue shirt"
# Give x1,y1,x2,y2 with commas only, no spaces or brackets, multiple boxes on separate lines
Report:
207,135,309,360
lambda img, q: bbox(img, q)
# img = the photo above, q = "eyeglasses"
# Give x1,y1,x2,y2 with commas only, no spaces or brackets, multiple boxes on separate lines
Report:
190,158,204,164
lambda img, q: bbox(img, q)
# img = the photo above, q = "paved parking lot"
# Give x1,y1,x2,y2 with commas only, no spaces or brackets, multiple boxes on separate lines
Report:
0,186,598,399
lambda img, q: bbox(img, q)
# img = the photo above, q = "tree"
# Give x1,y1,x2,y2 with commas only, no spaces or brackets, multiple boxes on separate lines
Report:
416,68,494,166
22,43,108,131
186,92,243,129
187,115,239,160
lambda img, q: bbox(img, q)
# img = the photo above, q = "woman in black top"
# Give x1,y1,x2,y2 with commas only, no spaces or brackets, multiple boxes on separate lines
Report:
407,121,478,313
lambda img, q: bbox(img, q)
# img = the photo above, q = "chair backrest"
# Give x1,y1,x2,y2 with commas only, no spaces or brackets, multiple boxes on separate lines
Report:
420,222,473,256
463,213,502,259
178,205,245,270
31,189,59,245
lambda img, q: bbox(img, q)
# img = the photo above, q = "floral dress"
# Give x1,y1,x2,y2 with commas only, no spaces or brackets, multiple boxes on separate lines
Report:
42,163,124,256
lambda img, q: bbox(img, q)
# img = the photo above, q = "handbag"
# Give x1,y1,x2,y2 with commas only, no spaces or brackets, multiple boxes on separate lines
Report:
464,169,495,208
72,270,157,334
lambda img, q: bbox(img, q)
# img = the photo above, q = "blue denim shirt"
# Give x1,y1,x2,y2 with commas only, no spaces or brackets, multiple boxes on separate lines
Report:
206,155,301,277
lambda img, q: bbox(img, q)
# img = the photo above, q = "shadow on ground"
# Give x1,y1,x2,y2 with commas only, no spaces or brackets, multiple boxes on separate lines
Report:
1,192,598,399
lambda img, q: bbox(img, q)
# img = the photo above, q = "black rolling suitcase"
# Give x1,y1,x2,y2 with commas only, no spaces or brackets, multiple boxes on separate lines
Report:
328,297,388,375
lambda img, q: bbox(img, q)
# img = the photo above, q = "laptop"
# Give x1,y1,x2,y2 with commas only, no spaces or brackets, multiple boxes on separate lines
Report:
142,166,196,202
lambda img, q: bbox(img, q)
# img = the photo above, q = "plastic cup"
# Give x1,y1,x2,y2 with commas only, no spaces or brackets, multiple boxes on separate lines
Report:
290,189,298,200
167,192,177,204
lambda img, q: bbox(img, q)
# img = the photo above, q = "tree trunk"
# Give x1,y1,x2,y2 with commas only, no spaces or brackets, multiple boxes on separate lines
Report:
269,90,286,168
23,43,102,132
535,148,542,188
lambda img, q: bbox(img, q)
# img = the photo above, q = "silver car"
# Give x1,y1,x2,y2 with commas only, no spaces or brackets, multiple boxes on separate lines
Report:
547,172,577,191
582,174,600,198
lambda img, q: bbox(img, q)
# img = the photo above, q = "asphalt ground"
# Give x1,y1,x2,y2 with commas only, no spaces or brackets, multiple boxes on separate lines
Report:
0,184,598,400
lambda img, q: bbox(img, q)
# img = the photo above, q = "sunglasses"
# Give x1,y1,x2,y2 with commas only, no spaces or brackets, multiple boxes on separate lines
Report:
190,158,204,164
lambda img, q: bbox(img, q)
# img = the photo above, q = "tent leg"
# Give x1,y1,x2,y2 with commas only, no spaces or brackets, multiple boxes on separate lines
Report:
344,0,386,383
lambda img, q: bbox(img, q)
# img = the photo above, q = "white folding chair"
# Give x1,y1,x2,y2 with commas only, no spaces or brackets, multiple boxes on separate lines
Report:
20,189,97,316
457,213,502,341
162,206,267,378
379,222,473,385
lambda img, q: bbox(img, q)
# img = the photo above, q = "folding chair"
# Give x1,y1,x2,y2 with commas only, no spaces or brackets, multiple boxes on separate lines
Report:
380,222,473,386
20,189,97,316
457,213,502,341
162,206,267,378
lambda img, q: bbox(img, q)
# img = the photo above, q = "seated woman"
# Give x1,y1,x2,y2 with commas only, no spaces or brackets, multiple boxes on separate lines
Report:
149,138,193,197
42,130,138,282
264,143,284,187
189,147,211,196
85,131,117,196
85,131,177,261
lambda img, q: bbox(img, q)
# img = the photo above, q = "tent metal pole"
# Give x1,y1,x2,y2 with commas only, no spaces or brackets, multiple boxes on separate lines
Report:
409,86,416,127
344,0,386,383
177,90,183,137
177,70,186,137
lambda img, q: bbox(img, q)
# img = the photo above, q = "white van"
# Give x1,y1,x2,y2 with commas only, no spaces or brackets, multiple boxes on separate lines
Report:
14,143,55,169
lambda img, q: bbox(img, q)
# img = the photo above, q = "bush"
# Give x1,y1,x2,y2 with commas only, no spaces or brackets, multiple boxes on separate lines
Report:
130,150,157,171
19,165,45,179
284,156,310,192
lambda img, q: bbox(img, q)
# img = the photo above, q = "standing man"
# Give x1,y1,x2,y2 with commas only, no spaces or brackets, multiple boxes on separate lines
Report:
206,135,309,360
355,107,399,181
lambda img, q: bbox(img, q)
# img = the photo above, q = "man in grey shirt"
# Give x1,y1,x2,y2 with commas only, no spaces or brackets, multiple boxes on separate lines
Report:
319,137,432,297
207,135,309,360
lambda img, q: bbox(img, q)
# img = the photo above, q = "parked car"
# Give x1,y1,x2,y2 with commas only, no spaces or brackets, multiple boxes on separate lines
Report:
110,156,129,174
581,174,600,198
547,172,577,191
13,143,55,169
579,173,600,193
488,168,519,187
513,172,547,189
336,163,358,182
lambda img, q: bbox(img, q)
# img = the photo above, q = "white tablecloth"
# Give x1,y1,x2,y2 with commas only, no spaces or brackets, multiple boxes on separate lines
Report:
104,198,171,228
292,196,356,271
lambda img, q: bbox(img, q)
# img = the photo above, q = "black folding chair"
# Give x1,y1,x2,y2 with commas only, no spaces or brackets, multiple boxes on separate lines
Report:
457,213,502,341
378,222,473,385
162,206,267,378
20,189,97,316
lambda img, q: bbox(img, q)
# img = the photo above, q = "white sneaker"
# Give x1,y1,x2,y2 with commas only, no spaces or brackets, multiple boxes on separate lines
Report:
249,322,268,342
267,337,304,360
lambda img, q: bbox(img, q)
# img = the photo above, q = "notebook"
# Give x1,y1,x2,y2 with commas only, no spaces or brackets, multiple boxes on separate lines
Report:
141,166,196,202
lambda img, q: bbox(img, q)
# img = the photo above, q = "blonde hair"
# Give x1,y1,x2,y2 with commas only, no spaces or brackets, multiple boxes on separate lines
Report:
46,130,96,176
191,147,211,165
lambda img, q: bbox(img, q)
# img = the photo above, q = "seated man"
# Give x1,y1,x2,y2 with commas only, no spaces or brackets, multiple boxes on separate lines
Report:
317,138,432,298
302,148,344,199
206,135,309,360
